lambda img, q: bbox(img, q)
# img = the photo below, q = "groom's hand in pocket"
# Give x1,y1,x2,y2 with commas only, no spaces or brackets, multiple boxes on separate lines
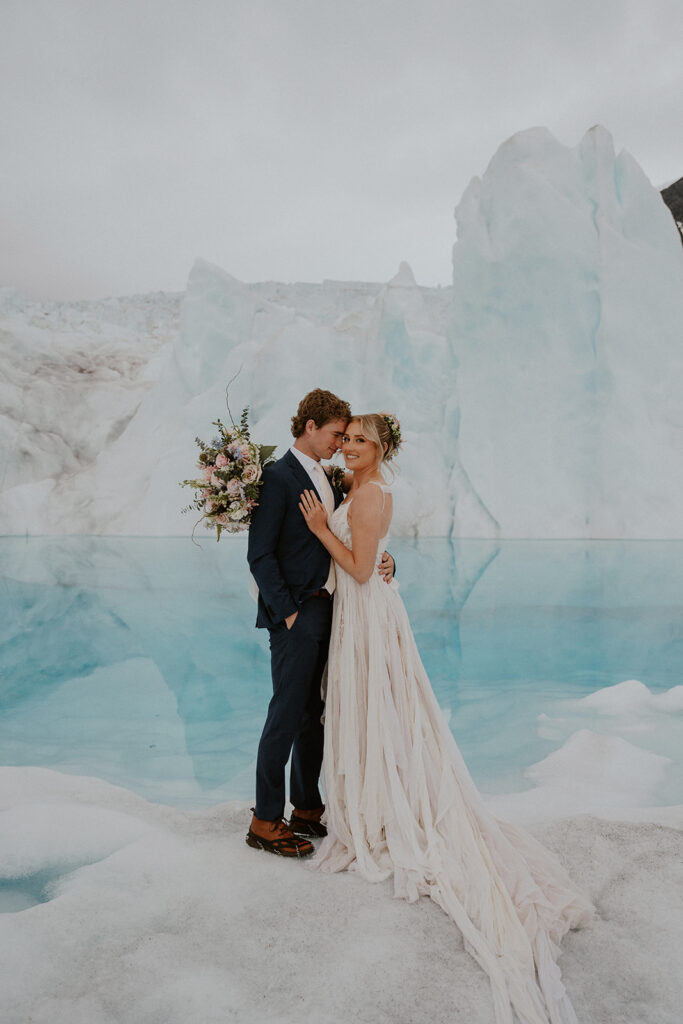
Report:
285,610,299,630
377,552,395,583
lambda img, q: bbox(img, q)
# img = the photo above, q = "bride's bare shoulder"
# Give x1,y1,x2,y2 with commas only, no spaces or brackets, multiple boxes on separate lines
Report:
355,480,386,499
348,481,387,517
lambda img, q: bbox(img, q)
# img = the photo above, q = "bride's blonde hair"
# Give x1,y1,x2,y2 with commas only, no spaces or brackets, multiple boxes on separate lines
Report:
348,414,397,477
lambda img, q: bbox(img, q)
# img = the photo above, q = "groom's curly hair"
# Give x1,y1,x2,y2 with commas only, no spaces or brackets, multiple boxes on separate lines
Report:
291,389,351,438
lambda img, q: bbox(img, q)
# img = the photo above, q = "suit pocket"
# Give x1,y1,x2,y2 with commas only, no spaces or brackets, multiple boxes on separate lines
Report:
285,610,300,632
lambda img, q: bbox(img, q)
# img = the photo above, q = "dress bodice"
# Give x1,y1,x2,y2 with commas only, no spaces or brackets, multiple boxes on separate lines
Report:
330,484,391,568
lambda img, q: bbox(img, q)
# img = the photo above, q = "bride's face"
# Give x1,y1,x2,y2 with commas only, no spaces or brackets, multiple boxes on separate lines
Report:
341,421,379,472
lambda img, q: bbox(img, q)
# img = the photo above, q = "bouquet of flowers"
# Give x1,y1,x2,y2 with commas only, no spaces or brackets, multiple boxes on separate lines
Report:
180,407,276,541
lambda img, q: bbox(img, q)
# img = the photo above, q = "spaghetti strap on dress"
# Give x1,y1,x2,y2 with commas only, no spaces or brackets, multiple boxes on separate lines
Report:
312,495,593,1024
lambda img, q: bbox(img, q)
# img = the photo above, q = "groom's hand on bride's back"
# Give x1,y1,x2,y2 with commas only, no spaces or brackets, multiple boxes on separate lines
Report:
378,552,395,583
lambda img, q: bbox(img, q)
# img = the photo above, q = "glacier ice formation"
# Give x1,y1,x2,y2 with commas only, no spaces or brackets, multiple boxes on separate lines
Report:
1,125,681,538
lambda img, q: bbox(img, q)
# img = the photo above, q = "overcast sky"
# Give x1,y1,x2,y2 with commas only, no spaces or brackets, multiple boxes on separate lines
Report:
3,0,682,300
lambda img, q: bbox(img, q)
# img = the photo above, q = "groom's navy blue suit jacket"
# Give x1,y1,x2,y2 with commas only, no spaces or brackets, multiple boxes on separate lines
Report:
247,450,344,629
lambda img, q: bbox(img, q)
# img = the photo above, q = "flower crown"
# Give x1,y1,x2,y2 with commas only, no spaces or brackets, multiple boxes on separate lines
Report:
381,412,402,461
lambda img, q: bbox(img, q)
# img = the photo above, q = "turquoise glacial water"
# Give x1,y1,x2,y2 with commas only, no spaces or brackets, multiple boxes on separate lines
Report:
1,537,681,806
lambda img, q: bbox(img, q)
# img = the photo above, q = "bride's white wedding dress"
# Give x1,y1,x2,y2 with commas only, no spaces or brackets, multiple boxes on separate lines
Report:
312,484,593,1024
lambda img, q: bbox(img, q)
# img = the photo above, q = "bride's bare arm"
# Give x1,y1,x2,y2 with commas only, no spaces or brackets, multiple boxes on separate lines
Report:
299,486,384,584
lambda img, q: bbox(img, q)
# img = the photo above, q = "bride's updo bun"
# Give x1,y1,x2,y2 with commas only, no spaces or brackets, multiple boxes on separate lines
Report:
350,412,402,467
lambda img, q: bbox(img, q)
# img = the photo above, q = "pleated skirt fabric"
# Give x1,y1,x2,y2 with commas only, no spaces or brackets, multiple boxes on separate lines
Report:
312,500,593,1024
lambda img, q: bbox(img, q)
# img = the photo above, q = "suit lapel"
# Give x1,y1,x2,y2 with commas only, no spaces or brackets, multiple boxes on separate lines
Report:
282,449,323,503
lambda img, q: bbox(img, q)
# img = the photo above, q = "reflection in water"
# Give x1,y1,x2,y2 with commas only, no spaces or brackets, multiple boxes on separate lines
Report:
1,537,681,806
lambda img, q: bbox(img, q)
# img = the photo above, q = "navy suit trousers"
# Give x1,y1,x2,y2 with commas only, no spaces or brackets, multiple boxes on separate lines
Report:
255,594,333,821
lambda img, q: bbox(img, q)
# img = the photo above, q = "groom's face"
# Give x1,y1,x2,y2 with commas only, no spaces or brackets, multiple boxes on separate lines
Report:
307,417,348,461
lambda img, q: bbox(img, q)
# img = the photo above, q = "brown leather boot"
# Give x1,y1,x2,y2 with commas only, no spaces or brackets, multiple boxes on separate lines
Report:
289,804,328,838
246,810,314,857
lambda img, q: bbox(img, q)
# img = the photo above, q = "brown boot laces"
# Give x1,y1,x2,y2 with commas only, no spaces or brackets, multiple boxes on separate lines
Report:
258,816,312,851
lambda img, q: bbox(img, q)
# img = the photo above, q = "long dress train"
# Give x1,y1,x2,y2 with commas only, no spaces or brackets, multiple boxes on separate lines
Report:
312,485,593,1024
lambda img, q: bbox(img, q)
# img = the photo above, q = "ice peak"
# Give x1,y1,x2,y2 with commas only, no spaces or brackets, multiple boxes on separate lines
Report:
581,123,616,154
486,126,563,173
187,258,245,292
388,261,417,288
578,124,619,179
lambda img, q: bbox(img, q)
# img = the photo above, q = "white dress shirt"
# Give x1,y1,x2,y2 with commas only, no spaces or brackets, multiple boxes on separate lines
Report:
290,445,336,595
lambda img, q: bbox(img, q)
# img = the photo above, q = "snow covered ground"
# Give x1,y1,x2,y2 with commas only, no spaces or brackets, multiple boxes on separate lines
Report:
2,671,683,1022
1,766,682,1024
2,126,682,538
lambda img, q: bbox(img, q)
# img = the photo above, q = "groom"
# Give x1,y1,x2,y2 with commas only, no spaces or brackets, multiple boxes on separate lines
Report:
246,388,394,857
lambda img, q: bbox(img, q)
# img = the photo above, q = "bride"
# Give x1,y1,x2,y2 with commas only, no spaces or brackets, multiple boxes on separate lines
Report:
298,412,593,1024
